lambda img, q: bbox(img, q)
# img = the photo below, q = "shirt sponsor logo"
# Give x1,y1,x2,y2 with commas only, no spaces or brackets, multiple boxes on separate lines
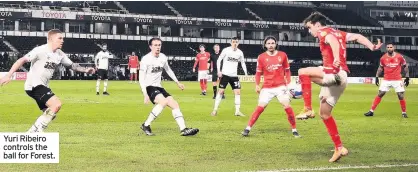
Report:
151,66,164,73
227,57,240,62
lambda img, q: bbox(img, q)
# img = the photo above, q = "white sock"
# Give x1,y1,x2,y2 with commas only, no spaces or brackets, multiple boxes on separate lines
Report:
172,109,186,131
103,79,108,92
96,80,100,92
28,109,55,133
144,104,164,126
370,109,374,112
292,128,297,132
213,93,223,111
245,126,251,130
235,94,241,113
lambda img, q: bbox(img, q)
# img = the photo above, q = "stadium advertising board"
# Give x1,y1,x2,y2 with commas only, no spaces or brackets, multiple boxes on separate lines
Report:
75,14,288,30
0,11,31,19
0,72,27,80
238,75,379,84
32,10,76,20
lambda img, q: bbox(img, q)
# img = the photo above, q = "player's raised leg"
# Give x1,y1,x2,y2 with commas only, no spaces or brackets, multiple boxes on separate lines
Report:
297,66,339,119
166,96,199,136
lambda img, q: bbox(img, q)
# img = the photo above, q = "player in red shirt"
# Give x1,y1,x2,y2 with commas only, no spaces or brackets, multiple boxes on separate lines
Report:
241,36,300,138
364,42,409,118
193,44,211,95
128,52,139,83
297,12,383,162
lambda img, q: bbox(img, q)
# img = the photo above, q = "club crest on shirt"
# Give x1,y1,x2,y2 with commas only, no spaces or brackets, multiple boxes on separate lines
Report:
320,31,327,37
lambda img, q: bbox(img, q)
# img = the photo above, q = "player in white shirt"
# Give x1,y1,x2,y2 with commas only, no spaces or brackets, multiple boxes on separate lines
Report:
139,38,199,136
95,43,112,95
0,29,95,133
211,37,248,117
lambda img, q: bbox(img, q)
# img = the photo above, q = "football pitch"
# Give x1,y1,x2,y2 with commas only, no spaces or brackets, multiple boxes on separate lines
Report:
0,80,417,172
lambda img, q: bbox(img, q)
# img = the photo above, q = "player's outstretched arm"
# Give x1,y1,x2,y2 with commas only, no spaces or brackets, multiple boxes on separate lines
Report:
61,56,95,74
0,57,28,86
346,33,382,51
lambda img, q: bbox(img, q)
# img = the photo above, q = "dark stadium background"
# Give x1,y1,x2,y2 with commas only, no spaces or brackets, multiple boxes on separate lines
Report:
0,1,417,80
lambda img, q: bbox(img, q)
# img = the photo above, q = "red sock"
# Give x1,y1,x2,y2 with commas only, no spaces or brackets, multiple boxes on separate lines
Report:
203,79,207,91
323,116,342,148
247,106,265,127
299,75,312,110
134,73,137,81
370,96,381,111
400,99,406,113
130,74,133,81
199,80,204,91
285,107,296,129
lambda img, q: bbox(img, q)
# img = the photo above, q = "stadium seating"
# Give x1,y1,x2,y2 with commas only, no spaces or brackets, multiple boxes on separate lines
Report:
119,1,174,15
316,8,375,26
0,41,11,52
245,4,313,22
170,2,255,19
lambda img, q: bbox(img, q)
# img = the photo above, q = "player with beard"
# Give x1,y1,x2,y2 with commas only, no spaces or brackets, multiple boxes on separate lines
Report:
241,36,300,138
364,42,409,118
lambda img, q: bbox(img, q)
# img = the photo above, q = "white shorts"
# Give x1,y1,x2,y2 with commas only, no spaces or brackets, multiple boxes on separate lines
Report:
319,69,348,107
258,86,291,105
379,80,405,93
130,68,137,74
198,70,209,80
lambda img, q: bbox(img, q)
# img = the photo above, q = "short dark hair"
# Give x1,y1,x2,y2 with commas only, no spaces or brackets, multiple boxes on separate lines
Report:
213,44,220,47
231,37,239,40
385,41,396,46
148,37,162,46
199,44,206,48
303,12,327,26
102,43,107,46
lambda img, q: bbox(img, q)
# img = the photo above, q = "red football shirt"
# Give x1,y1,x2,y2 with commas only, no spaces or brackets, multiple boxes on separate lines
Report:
128,55,139,68
317,27,349,73
380,53,406,81
193,52,210,71
256,51,290,88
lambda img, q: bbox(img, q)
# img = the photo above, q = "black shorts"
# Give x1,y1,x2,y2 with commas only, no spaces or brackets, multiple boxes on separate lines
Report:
219,75,241,90
25,85,55,110
146,86,171,104
212,71,219,82
97,69,108,80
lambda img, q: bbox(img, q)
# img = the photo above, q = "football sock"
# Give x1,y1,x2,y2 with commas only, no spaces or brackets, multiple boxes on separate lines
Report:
130,74,133,81
235,94,241,114
28,109,56,133
400,99,406,113
246,106,265,130
285,107,296,129
213,93,223,111
203,79,207,92
96,80,100,93
323,116,342,148
299,75,312,110
134,73,137,81
200,80,204,92
213,86,217,97
370,96,382,112
103,79,108,92
172,109,186,131
144,104,164,126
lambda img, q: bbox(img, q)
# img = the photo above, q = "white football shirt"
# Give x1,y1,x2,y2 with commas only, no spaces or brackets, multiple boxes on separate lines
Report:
23,44,73,90
95,50,112,70
217,47,247,77
139,52,179,95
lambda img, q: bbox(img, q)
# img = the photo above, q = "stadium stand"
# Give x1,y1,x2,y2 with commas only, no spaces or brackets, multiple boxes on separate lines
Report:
170,2,255,19
244,4,314,22
119,1,174,15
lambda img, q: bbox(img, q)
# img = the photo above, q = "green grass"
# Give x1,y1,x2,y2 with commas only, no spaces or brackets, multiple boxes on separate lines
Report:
0,81,417,172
